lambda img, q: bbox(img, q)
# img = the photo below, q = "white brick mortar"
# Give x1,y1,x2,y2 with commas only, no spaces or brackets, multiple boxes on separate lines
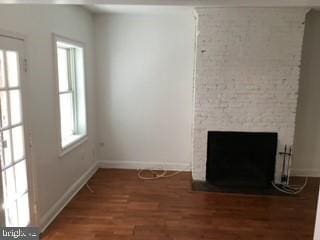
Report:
192,8,308,181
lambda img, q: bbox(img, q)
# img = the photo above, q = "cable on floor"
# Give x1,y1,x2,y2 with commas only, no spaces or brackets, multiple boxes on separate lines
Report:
137,168,185,180
86,183,94,193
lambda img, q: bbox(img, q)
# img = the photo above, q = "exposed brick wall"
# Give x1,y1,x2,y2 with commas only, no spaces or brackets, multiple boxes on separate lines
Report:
192,8,308,181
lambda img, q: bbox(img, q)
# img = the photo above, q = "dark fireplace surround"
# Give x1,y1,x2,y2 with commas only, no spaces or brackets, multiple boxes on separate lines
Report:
206,131,278,190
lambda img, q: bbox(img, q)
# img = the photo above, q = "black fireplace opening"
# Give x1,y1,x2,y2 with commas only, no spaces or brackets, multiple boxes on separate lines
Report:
206,131,277,188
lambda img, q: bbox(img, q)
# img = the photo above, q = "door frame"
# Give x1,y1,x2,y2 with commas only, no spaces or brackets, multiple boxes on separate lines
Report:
0,28,39,227
314,187,320,240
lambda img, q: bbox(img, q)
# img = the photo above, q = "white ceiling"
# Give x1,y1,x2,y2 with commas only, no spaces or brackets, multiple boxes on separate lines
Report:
1,0,320,7
1,0,320,14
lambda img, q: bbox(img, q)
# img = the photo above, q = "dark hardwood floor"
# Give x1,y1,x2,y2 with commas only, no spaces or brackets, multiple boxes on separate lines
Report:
41,169,319,240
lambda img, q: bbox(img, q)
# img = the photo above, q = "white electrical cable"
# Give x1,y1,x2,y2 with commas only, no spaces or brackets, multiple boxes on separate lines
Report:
86,183,94,193
272,177,308,195
138,167,186,180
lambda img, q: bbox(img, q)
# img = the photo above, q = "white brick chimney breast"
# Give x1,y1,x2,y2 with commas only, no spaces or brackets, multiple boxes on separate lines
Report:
192,8,308,182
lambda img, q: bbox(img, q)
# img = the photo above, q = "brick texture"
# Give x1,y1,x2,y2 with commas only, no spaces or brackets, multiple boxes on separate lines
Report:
192,8,308,181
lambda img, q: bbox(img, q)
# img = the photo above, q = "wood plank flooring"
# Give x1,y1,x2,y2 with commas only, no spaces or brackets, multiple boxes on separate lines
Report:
41,169,319,240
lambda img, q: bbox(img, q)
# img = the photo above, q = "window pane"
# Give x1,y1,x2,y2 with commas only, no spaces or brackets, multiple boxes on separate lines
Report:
6,51,19,88
2,130,13,168
0,91,9,128
3,166,16,201
0,138,3,170
17,193,30,227
57,48,69,92
60,93,74,144
12,126,25,161
14,160,27,196
0,50,5,88
9,90,22,125
5,200,18,227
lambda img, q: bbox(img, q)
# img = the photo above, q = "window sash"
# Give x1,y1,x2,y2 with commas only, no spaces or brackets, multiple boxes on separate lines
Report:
57,47,78,139
55,37,87,152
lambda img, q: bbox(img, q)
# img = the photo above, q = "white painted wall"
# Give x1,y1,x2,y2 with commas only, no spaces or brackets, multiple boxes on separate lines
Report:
292,10,320,177
192,8,307,181
94,10,195,170
0,5,96,228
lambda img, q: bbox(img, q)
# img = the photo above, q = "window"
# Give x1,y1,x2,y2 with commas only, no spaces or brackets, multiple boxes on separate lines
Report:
55,37,87,152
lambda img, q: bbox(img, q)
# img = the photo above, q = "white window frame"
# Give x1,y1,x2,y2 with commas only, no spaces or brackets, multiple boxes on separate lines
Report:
53,34,87,156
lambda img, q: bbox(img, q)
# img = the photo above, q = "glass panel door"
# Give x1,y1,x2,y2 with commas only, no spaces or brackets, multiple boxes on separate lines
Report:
0,36,31,227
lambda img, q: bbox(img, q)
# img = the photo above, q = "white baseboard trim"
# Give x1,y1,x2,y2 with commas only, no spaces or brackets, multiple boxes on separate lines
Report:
290,168,320,177
98,160,191,172
39,162,98,233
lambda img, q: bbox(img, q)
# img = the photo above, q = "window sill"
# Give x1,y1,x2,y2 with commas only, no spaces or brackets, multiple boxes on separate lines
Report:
59,134,88,157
